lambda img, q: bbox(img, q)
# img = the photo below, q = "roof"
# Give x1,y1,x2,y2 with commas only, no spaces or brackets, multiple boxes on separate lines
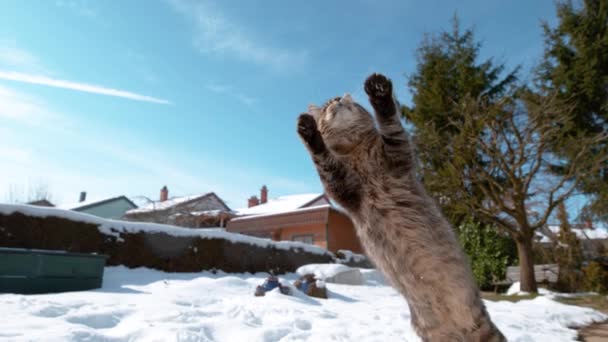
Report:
235,193,325,216
58,196,137,211
125,192,231,214
537,225,608,243
26,199,54,207
230,204,331,222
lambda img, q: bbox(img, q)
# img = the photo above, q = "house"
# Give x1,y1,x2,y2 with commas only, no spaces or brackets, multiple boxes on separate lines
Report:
123,186,234,228
226,186,363,253
536,224,608,260
58,192,137,219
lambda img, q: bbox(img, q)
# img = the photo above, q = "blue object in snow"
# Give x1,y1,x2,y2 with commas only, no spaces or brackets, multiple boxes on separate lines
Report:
261,277,281,292
297,280,310,293
255,275,290,296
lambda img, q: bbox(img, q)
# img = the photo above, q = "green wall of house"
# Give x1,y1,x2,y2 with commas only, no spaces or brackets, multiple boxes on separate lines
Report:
75,198,135,219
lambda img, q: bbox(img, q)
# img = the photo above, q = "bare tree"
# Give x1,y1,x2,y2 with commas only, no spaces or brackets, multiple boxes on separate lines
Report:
442,90,608,292
6,182,53,204
125,195,229,228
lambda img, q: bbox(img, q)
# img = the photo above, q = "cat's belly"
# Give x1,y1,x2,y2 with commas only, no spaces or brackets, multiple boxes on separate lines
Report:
353,218,472,295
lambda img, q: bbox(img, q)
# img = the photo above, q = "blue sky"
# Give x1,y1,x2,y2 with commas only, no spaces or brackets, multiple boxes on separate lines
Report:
0,0,557,209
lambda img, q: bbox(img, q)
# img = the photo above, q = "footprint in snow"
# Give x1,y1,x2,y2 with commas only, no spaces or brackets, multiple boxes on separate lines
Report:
294,318,312,331
66,311,129,329
261,327,291,342
31,301,87,318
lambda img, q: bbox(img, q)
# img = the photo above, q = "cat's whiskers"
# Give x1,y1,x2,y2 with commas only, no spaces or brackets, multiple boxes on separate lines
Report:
350,84,365,104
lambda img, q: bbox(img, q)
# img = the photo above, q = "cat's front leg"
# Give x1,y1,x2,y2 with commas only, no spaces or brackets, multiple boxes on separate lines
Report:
297,113,327,155
297,114,362,212
365,73,414,174
364,73,399,119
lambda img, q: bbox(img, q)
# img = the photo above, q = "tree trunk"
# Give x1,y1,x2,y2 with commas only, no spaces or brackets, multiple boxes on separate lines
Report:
516,236,538,293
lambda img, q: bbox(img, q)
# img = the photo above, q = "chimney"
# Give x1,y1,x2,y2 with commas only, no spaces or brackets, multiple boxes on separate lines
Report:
79,191,87,203
260,185,268,204
160,186,169,202
248,195,260,208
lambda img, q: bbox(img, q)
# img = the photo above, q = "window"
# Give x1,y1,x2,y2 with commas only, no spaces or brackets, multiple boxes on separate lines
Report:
292,234,314,245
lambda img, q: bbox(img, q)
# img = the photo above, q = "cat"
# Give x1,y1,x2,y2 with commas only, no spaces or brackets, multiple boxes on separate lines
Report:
297,73,506,342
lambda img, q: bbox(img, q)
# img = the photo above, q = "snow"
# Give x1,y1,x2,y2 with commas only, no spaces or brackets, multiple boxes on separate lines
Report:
506,282,555,296
236,193,323,216
297,264,364,285
189,209,224,217
336,249,368,264
296,263,352,279
0,203,330,255
0,266,605,341
230,204,331,222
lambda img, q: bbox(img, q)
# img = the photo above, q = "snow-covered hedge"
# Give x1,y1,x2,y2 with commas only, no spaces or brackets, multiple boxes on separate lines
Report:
335,249,373,268
0,204,333,274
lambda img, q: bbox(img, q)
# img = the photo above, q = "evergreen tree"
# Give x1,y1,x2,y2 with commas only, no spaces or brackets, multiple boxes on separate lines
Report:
405,17,607,293
403,16,517,226
555,201,583,291
538,0,608,222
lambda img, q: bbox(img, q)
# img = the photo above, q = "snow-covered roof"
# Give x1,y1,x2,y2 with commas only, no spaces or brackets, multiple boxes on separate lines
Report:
236,193,325,216
58,196,136,211
190,209,225,217
126,193,211,214
230,204,331,222
168,209,229,219
537,225,608,243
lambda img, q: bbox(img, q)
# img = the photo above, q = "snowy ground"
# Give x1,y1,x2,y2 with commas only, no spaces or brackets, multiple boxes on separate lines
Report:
0,266,605,342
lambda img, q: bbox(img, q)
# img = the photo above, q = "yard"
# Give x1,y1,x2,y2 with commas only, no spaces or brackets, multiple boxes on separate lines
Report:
482,291,608,341
0,266,605,342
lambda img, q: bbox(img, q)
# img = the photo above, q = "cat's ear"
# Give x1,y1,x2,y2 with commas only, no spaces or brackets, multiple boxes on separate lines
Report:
341,93,353,104
308,104,322,120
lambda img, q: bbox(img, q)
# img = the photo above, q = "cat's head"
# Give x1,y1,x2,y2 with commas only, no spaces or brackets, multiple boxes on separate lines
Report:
308,94,375,155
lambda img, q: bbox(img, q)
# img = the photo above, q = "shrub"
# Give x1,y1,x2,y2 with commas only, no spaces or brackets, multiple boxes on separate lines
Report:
582,262,608,294
456,219,517,290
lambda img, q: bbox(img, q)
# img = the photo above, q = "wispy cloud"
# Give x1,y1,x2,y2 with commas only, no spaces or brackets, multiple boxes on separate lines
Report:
167,0,308,71
0,85,59,126
0,84,241,206
0,40,51,74
205,83,257,106
55,0,98,18
0,71,170,104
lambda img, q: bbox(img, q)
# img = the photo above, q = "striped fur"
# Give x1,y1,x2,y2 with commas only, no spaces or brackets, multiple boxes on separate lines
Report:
297,73,506,342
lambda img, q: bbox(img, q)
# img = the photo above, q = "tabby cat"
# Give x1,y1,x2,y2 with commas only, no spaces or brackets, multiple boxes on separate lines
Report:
297,73,505,341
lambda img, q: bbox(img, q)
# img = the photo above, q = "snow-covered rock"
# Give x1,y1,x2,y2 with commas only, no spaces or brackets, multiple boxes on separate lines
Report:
297,264,364,285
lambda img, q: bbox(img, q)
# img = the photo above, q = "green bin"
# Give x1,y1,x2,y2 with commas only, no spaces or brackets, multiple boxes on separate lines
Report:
0,247,108,294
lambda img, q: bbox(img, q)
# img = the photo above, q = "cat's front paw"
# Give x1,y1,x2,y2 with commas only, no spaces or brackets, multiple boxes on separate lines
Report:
297,113,318,140
365,73,393,100
297,113,325,154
